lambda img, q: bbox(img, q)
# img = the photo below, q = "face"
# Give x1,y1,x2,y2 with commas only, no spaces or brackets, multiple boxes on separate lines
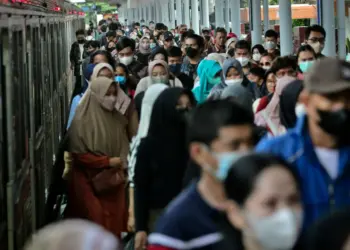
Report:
265,36,277,44
141,38,150,48
154,53,166,61
226,67,241,80
98,68,114,79
304,90,350,125
276,67,296,79
168,56,182,65
260,55,273,69
179,26,187,34
185,38,199,50
118,46,133,58
215,32,227,46
306,31,325,53
87,45,97,54
176,94,192,109
190,125,254,172
93,54,108,64
164,39,174,48
115,66,127,77
107,42,116,50
77,34,85,42
298,50,315,64
235,48,249,58
249,74,262,84
151,65,167,77
266,73,277,93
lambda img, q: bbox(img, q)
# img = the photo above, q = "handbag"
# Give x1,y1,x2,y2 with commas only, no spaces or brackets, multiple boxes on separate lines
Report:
91,167,125,195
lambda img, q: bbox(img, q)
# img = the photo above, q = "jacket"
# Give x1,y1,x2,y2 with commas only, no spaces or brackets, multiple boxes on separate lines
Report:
256,114,350,228
70,41,87,76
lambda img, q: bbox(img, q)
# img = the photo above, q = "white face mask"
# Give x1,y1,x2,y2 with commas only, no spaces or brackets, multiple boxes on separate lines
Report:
295,103,306,117
236,57,249,67
119,56,134,66
101,95,117,111
265,41,276,50
151,76,168,84
309,42,323,54
262,66,271,71
252,53,261,62
247,208,303,250
225,78,243,86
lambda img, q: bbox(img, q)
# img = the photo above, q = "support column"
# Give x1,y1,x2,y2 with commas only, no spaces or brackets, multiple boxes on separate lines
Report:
263,0,269,33
337,0,346,59
191,0,199,34
251,0,262,46
215,0,224,27
184,0,190,27
225,0,230,30
176,0,183,25
170,0,176,28
321,0,336,56
230,0,240,37
202,0,209,28
279,0,293,55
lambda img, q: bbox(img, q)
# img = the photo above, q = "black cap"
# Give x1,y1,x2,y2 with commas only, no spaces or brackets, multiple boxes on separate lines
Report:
163,31,174,41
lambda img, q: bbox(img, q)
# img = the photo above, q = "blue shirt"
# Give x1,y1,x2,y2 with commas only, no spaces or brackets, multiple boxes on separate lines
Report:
66,94,83,130
256,115,350,228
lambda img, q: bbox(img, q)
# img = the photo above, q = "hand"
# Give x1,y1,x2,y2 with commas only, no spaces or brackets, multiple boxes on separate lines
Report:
109,157,121,167
127,212,135,232
134,231,147,250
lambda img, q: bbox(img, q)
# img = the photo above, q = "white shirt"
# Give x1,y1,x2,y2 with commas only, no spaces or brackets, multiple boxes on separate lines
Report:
79,44,84,75
314,147,339,180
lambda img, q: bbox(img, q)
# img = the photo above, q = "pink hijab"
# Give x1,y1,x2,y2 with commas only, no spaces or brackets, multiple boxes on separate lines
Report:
255,76,296,136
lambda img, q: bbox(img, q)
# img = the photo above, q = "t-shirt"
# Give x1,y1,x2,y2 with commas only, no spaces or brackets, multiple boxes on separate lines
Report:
148,183,222,250
315,147,339,180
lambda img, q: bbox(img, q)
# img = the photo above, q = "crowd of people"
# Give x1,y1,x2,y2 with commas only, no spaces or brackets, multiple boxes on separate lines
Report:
24,17,350,250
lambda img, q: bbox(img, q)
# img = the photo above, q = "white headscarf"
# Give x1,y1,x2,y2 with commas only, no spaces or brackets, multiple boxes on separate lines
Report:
24,219,119,250
127,83,169,187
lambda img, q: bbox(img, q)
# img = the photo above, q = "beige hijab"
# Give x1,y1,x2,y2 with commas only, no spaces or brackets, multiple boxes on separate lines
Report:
69,77,129,158
24,219,119,250
91,63,114,80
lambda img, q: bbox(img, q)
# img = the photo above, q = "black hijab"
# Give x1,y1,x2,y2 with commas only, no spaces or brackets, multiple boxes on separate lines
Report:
279,80,303,129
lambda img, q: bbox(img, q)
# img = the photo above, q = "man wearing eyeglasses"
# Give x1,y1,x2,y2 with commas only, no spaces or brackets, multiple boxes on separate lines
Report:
305,24,326,58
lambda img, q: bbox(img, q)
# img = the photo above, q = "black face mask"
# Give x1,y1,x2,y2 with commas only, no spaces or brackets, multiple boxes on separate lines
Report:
318,109,350,144
177,107,190,123
78,39,85,44
107,47,115,52
186,47,199,58
204,35,211,41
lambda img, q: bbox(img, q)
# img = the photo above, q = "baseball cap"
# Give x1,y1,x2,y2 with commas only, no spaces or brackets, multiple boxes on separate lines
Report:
304,58,350,94
163,31,174,41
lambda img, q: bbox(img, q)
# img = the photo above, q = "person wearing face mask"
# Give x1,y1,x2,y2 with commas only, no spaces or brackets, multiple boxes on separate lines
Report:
209,58,247,100
304,24,326,59
136,36,152,66
247,67,268,100
66,77,129,238
133,88,196,250
257,58,350,228
82,40,100,74
116,37,147,83
70,29,87,99
296,45,316,80
234,40,253,76
217,153,303,250
107,40,118,60
264,29,280,57
167,46,194,90
148,100,255,250
192,59,222,103
181,34,205,81
115,62,138,98
135,60,183,96
251,44,265,65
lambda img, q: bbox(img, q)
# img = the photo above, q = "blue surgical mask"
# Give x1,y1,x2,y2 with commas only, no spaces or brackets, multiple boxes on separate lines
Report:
115,75,126,84
169,64,182,74
299,60,314,73
209,76,222,85
215,152,241,181
150,43,156,49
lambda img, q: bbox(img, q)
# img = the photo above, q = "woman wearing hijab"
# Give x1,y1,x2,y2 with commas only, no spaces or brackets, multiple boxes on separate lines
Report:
135,60,182,95
192,59,222,103
209,58,249,100
66,77,130,237
279,80,304,129
133,87,196,248
136,36,152,66
255,76,296,137
206,53,226,68
24,219,120,250
127,84,168,233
